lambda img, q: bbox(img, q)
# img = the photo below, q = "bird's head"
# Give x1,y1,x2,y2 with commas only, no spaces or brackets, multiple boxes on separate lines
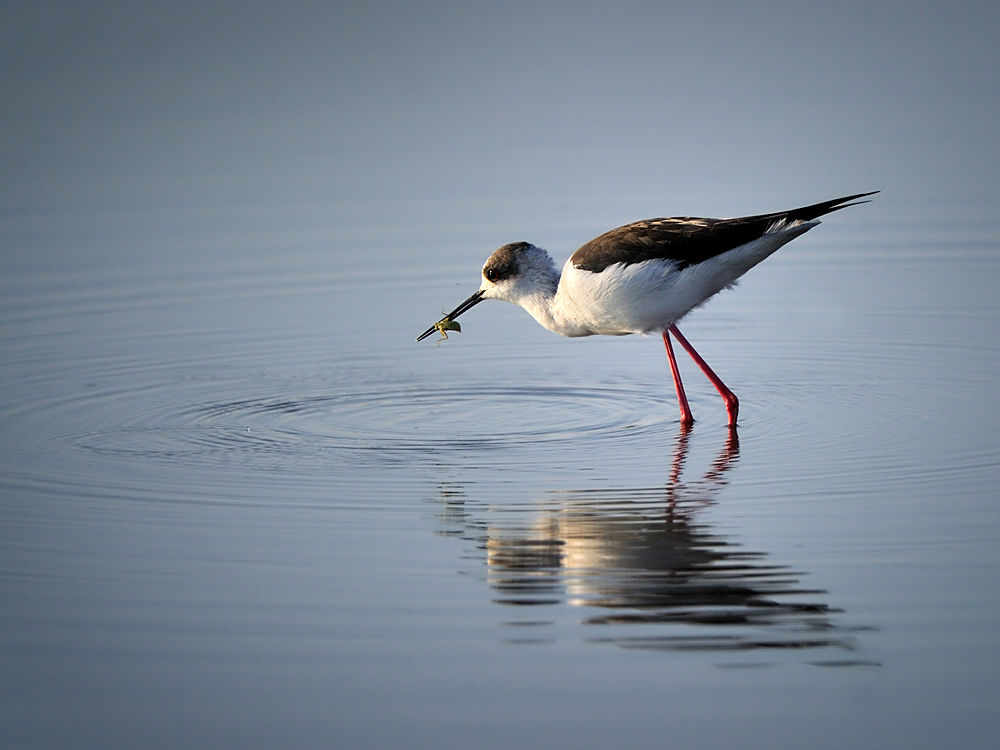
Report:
479,242,559,304
416,242,558,342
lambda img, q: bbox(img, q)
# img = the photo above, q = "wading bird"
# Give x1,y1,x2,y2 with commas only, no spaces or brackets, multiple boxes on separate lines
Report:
418,192,876,428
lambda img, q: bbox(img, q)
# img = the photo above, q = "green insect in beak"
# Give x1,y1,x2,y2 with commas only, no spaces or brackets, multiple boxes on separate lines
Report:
434,317,461,344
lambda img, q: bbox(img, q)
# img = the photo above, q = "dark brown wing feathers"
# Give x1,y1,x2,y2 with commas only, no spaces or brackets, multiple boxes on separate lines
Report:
570,192,877,273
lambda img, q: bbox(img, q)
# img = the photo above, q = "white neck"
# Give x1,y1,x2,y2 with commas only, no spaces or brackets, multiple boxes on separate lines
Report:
483,245,597,337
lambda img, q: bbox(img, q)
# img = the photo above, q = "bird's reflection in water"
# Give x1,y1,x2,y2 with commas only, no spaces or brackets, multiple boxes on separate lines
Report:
439,429,871,659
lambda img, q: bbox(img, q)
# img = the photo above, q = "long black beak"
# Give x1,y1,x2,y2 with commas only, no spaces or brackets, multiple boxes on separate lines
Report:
416,289,485,342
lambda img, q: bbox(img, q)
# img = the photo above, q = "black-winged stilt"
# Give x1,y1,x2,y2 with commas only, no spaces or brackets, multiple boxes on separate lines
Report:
418,192,877,428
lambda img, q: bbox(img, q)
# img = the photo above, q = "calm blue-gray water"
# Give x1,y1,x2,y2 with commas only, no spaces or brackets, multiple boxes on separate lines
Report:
3,3,1000,749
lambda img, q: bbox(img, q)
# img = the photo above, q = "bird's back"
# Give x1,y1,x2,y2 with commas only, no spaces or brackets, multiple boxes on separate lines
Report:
571,193,876,274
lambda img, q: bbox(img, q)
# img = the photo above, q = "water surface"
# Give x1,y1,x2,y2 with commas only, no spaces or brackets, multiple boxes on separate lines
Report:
3,2,1000,747
2,207,999,748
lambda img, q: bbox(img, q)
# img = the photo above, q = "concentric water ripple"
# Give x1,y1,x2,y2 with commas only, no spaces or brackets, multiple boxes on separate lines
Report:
3,319,994,509
57,381,674,465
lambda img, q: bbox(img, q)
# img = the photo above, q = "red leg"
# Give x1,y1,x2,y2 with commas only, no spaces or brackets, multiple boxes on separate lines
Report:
662,330,694,428
668,324,739,427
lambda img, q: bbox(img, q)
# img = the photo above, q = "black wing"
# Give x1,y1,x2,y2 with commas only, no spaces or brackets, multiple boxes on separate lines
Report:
571,192,877,273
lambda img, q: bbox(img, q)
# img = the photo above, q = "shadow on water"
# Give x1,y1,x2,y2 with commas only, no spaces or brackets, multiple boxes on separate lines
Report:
436,429,877,664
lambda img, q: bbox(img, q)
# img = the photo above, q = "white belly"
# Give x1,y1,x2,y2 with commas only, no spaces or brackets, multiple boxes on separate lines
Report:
550,223,816,337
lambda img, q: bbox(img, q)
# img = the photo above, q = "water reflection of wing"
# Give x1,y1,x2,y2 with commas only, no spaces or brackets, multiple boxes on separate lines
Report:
462,431,865,655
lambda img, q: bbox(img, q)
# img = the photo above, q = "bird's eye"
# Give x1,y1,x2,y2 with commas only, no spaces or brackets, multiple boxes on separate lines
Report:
484,268,499,282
